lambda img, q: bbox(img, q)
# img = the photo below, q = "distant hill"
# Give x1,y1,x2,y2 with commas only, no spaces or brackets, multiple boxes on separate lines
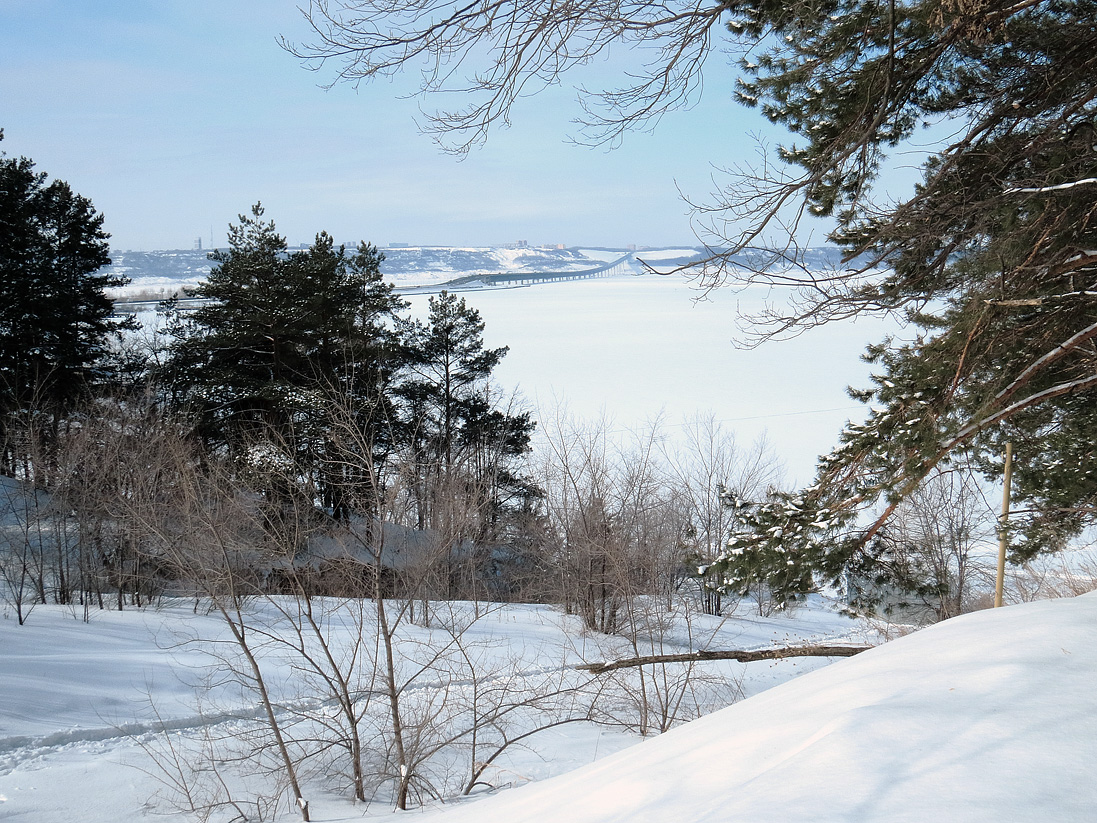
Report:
378,246,600,276
105,246,650,298
104,245,851,300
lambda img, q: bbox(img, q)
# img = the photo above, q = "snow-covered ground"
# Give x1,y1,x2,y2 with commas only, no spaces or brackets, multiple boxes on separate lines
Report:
413,593,1097,823
2,593,1094,821
378,246,615,286
0,596,873,822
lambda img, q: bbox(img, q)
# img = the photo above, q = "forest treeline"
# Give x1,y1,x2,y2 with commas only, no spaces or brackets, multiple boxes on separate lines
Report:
1,183,797,627
2,131,1052,635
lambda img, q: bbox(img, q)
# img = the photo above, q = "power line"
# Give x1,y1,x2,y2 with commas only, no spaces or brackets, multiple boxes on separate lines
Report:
572,405,865,437
709,406,861,424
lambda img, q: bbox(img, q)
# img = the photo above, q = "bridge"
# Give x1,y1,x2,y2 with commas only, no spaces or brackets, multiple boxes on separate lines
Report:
111,252,639,314
397,252,636,293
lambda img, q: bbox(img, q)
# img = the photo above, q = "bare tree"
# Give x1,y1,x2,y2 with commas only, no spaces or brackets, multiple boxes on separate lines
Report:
537,410,643,633
100,419,314,820
297,391,577,810
602,597,747,736
661,414,783,615
1006,542,1097,603
849,466,997,623
94,390,788,814
0,475,49,624
0,406,82,622
285,0,1097,585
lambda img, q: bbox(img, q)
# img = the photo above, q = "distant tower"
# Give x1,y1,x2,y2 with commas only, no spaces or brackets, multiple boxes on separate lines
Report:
194,236,203,251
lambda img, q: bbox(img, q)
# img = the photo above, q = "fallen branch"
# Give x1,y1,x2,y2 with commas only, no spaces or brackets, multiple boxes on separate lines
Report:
577,644,873,675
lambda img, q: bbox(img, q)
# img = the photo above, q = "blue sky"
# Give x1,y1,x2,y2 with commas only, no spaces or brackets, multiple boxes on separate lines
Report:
0,0,824,251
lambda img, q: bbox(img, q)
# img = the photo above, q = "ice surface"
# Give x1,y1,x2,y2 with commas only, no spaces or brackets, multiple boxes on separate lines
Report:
402,272,896,484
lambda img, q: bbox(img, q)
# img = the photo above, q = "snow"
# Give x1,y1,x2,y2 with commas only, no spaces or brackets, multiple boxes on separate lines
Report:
0,596,874,821
402,272,894,484
411,594,1097,823
2,594,1094,820
1006,177,1097,194
377,247,608,285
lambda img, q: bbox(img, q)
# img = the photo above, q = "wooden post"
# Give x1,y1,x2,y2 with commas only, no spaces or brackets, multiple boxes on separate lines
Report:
994,442,1014,608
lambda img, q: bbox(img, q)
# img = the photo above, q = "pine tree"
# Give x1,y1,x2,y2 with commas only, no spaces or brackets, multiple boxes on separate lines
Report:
699,0,1097,600
396,291,536,545
0,130,132,473
710,489,816,615
163,205,406,510
399,291,508,472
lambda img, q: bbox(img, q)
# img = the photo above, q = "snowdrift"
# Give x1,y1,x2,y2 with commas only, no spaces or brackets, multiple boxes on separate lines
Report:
422,594,1097,823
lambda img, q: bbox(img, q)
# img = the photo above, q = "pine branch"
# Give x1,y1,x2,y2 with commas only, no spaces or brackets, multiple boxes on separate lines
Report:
859,370,1097,548
955,372,1097,443
991,320,1097,407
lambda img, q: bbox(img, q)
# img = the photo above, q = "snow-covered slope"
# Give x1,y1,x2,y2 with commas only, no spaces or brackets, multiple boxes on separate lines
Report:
378,246,606,282
418,594,1097,823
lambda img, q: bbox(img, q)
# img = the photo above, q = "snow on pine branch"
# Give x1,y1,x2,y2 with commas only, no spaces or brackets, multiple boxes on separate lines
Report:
1005,177,1097,194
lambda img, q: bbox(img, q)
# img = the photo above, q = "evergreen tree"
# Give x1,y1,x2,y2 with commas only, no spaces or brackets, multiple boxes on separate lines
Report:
396,291,536,543
708,489,815,615
0,130,132,473
163,205,406,510
701,0,1097,601
399,291,509,472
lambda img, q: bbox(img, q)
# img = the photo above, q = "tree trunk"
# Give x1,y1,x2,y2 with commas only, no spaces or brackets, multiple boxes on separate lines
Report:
578,644,873,675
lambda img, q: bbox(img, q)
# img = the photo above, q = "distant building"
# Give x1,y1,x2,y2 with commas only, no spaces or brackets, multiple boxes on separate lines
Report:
388,242,411,248
194,237,203,250
516,240,528,248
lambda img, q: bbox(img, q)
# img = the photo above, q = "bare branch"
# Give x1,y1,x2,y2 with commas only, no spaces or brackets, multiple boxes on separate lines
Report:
578,643,872,675
287,0,736,153
1005,178,1097,195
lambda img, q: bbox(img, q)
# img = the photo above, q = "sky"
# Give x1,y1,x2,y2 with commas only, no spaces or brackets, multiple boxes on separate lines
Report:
0,0,816,252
